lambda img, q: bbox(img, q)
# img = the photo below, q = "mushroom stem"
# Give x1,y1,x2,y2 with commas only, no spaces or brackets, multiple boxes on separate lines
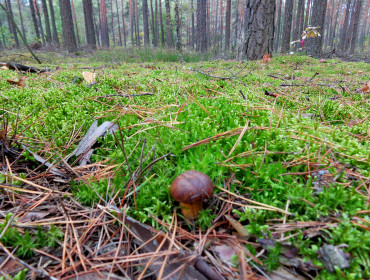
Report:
180,202,203,219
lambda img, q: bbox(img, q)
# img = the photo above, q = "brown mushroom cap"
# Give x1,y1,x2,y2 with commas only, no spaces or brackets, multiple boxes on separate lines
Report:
170,170,214,204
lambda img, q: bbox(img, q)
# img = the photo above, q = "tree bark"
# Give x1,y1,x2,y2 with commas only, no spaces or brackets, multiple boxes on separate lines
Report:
41,0,52,45
359,0,370,49
0,15,6,48
35,0,46,45
293,0,304,50
281,0,293,53
58,0,77,52
83,0,96,48
110,0,115,46
116,0,122,46
175,0,181,50
191,0,195,48
129,0,134,45
304,0,311,29
239,0,275,60
306,0,328,57
134,0,141,47
349,0,363,54
165,0,174,47
143,0,150,46
16,0,26,42
100,0,110,47
150,0,157,46
196,0,207,52
29,0,40,40
233,0,239,49
48,0,59,45
159,0,165,46
5,0,19,47
339,0,352,50
225,0,231,51
273,0,282,51
121,0,127,46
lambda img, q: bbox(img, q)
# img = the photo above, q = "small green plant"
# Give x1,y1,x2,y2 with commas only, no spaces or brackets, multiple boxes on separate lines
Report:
0,214,63,259
197,209,216,230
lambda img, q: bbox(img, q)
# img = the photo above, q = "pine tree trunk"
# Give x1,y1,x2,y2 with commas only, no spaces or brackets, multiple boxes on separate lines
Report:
59,0,77,52
273,0,283,51
191,0,195,48
35,1,45,45
304,0,311,29
48,0,59,45
120,0,127,46
155,0,160,46
281,0,293,53
143,0,150,46
41,0,52,45
214,0,218,48
165,0,174,48
115,0,122,46
293,0,304,50
329,0,342,48
306,0,328,57
111,0,116,46
225,0,231,51
159,0,165,46
150,0,157,46
340,0,352,51
196,0,207,52
129,0,134,46
0,15,6,48
359,0,370,49
175,0,181,50
83,0,96,48
70,0,80,46
30,0,40,40
16,0,27,42
234,0,239,49
239,0,275,59
100,0,110,47
5,0,19,47
349,0,363,54
220,0,223,49
134,0,141,46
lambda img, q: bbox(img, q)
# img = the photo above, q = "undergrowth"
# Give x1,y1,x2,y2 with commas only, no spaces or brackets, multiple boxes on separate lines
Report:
0,51,369,278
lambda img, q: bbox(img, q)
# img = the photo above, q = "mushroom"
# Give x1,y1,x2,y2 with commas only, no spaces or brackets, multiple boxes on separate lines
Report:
170,170,214,219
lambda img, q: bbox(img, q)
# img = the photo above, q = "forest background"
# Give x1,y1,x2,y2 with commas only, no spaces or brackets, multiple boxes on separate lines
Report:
0,0,369,60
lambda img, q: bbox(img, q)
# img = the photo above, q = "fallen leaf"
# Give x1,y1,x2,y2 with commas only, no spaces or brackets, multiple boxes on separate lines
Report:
269,266,307,280
318,244,349,273
82,71,97,83
213,245,236,266
7,76,27,88
225,215,251,238
357,81,370,93
320,59,326,63
264,90,279,97
263,53,271,63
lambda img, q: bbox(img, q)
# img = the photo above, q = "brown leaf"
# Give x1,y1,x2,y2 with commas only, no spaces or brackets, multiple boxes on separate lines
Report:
225,214,251,238
263,53,271,63
82,71,96,84
212,245,236,266
264,90,279,97
357,81,370,93
7,76,27,88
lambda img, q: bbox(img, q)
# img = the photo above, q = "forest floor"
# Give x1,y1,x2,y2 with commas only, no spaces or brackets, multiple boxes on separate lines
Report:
0,50,369,280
